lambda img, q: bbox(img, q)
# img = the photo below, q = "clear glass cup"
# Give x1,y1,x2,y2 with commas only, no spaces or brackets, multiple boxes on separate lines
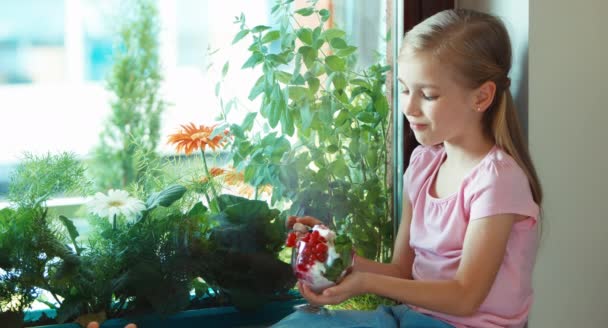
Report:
290,234,353,314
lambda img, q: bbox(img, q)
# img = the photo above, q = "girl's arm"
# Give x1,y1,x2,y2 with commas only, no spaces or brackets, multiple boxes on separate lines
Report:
353,192,415,279
365,213,517,316
303,213,519,317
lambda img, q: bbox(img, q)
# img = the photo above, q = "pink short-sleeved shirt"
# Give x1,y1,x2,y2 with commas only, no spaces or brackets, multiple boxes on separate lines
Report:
405,145,539,328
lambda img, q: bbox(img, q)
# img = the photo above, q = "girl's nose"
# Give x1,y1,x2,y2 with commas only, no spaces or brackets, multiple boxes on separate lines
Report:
403,98,421,117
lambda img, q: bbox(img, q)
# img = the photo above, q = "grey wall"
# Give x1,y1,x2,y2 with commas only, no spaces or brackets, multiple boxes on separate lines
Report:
528,0,608,326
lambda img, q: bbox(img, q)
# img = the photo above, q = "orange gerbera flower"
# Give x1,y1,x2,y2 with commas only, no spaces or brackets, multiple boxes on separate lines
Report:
167,123,228,155
238,184,272,198
221,168,272,197
223,169,245,186
199,167,228,184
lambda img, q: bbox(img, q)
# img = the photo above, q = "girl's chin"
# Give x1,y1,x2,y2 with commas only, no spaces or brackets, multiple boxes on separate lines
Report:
413,135,439,147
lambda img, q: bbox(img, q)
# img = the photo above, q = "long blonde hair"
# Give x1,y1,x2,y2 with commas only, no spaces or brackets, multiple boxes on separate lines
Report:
401,9,542,206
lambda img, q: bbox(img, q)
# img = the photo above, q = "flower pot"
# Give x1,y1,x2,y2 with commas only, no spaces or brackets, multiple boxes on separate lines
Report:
28,298,306,328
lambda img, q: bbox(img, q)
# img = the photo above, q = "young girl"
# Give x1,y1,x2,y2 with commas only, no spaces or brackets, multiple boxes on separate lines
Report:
274,8,542,328
89,8,540,328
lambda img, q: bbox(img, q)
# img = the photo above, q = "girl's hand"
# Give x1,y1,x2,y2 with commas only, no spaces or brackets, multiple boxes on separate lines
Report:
286,215,323,230
298,271,368,306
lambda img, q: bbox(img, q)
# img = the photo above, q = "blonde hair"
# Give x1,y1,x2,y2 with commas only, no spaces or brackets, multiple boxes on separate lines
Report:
400,9,542,206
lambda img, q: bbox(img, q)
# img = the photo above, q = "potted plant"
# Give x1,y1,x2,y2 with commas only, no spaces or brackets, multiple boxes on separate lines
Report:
222,0,394,262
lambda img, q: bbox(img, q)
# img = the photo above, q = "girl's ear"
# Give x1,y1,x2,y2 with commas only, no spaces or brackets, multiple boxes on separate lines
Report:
474,81,497,112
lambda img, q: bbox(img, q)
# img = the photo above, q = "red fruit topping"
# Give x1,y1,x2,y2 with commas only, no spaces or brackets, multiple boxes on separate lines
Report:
285,232,297,247
316,252,328,262
314,243,328,254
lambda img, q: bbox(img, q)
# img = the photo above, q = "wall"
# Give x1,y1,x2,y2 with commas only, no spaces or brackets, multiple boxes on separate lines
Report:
459,0,608,327
457,0,529,135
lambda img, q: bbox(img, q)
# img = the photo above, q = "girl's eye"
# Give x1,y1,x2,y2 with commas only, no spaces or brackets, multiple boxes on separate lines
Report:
423,94,438,101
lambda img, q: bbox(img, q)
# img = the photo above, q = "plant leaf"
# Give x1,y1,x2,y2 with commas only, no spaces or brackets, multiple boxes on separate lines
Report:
261,30,281,44
146,184,186,209
232,29,250,44
325,55,345,72
295,7,315,16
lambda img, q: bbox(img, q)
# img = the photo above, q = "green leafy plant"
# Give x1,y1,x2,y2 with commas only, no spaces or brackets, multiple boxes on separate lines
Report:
224,0,394,262
0,153,87,326
90,0,166,193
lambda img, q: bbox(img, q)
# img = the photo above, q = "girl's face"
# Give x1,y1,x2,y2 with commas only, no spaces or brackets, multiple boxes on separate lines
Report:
398,49,481,146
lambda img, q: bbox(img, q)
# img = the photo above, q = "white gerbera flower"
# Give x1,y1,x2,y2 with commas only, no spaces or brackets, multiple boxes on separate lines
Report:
88,189,146,222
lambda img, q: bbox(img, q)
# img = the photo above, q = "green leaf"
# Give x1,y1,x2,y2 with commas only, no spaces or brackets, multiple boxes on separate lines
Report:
307,77,320,95
241,112,257,131
288,86,309,101
281,106,295,136
214,82,221,97
333,72,346,90
249,75,265,100
330,38,348,49
217,194,272,224
325,55,345,72
58,215,81,255
327,145,339,153
374,96,389,118
295,7,315,16
322,28,346,40
298,46,317,69
261,30,281,44
296,28,313,45
269,85,282,128
300,102,313,130
336,46,357,57
351,78,371,89
335,109,351,126
329,158,349,177
242,52,264,69
356,112,379,124
319,9,330,22
222,61,229,78
146,184,187,209
252,25,272,33
187,202,208,218
232,29,250,44
275,71,292,84
291,74,306,85
58,215,79,240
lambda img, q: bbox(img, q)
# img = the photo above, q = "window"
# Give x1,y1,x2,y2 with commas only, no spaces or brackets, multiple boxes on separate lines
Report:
1,0,397,323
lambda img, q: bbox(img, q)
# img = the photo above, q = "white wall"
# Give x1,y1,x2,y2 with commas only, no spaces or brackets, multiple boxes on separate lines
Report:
459,0,608,327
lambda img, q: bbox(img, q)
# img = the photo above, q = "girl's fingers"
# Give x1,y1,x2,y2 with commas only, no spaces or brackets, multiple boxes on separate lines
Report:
87,323,99,328
298,216,323,227
286,215,297,229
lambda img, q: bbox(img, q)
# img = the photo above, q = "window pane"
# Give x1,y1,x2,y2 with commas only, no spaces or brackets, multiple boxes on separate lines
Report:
0,0,66,84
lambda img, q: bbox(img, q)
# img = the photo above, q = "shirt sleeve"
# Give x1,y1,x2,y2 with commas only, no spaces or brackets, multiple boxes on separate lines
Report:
403,146,426,203
469,161,539,221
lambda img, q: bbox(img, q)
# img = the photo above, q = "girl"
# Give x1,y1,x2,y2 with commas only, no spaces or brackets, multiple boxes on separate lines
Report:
274,8,541,328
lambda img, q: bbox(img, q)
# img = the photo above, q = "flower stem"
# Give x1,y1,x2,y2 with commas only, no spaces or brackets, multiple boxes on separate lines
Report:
200,150,220,206
113,214,117,230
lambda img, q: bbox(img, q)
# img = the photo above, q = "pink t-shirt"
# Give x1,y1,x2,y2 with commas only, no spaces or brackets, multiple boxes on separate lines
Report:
405,145,539,328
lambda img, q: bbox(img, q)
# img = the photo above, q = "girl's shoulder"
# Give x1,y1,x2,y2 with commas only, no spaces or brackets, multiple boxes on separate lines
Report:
409,144,444,167
474,146,523,178
466,146,530,194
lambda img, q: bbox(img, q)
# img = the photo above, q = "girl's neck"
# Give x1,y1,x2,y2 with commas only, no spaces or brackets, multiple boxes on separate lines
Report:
442,138,495,168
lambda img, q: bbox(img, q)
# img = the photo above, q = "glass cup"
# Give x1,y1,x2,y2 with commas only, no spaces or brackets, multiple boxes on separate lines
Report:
290,234,353,313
